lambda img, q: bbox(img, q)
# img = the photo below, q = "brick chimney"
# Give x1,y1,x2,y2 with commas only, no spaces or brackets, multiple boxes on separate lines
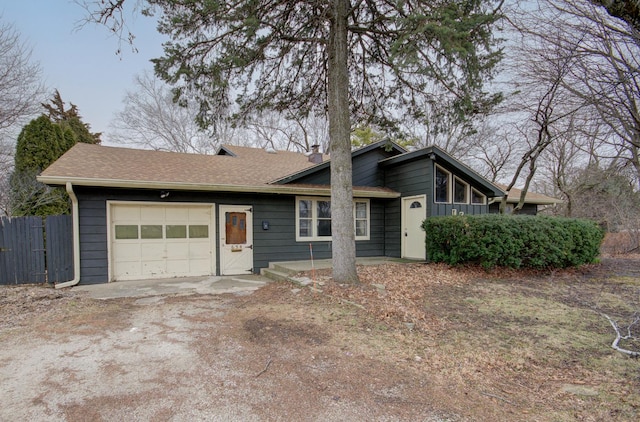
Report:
308,144,323,164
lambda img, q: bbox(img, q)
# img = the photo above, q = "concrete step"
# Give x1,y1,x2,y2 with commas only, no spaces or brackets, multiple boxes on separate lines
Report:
260,267,317,288
260,268,292,282
268,262,302,275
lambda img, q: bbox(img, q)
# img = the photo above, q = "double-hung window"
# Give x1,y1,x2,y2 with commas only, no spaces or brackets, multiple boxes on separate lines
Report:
296,197,370,241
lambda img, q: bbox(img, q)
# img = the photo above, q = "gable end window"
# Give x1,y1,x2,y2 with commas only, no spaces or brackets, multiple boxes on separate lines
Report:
471,188,486,205
296,197,370,241
435,165,451,203
454,177,469,204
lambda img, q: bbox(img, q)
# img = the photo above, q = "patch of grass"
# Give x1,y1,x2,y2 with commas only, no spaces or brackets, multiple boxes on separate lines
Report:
413,270,640,419
607,276,640,286
295,258,640,420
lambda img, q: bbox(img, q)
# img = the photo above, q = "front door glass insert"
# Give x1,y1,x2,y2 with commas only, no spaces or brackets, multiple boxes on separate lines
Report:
226,212,247,244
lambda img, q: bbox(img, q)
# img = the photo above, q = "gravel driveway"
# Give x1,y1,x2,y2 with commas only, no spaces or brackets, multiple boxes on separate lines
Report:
0,283,458,421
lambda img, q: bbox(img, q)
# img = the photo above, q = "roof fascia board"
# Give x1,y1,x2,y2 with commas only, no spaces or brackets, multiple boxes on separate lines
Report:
36,176,400,199
501,197,562,205
488,197,562,205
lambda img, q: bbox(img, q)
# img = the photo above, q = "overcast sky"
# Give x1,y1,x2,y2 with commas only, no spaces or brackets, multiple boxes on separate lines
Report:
1,0,166,144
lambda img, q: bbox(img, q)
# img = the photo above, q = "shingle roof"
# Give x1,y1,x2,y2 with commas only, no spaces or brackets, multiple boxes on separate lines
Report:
496,184,562,205
40,143,317,185
38,143,399,198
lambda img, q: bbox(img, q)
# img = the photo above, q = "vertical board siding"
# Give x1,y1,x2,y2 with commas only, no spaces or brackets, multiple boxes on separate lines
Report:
0,215,73,285
45,215,73,283
0,216,46,284
383,160,430,257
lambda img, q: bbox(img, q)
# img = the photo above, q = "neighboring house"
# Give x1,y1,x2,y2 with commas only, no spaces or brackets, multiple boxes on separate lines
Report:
488,184,562,215
38,141,504,285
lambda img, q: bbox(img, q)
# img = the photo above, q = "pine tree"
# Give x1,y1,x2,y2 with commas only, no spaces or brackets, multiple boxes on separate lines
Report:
10,115,74,216
43,89,101,144
14,115,74,173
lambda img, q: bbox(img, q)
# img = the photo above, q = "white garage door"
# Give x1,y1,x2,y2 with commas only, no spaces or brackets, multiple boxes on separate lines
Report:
109,203,215,281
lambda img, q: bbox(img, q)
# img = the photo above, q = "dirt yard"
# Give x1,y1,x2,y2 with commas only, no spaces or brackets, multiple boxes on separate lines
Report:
1,256,639,421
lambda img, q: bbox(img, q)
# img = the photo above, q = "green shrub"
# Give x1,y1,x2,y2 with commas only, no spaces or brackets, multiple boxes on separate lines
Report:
423,215,604,269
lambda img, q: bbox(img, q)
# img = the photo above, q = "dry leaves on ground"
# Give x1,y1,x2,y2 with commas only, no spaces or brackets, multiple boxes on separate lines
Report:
306,262,478,332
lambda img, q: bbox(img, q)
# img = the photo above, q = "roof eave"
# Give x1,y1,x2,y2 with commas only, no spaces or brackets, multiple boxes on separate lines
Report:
488,197,563,205
37,176,401,199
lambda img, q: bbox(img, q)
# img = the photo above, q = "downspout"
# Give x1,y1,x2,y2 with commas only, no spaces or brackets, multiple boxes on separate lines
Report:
55,182,81,289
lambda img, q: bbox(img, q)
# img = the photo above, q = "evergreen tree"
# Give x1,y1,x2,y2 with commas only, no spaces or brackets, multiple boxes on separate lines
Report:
14,115,74,173
351,126,415,150
43,89,101,144
10,115,74,216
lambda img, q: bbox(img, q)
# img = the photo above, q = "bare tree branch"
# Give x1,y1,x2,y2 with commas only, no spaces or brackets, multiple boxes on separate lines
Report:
602,312,640,357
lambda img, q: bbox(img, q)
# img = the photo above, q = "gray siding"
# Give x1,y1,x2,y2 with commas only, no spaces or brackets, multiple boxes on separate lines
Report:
431,203,489,217
383,159,430,257
286,147,396,187
352,148,394,186
382,157,490,257
75,187,386,284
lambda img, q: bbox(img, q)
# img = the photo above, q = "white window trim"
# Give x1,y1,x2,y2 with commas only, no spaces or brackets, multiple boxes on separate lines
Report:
434,164,451,204
295,196,370,242
471,187,486,205
453,176,470,204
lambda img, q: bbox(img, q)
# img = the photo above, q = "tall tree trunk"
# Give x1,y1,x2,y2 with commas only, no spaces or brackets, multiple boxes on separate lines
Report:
328,0,358,284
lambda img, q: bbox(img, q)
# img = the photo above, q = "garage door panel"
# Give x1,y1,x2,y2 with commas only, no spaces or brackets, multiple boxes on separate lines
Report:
189,258,210,274
166,260,189,274
114,261,141,278
166,242,189,259
189,207,210,220
141,206,165,221
141,242,166,259
142,260,166,275
114,243,141,261
112,205,140,221
188,242,210,259
166,206,189,221
110,203,215,281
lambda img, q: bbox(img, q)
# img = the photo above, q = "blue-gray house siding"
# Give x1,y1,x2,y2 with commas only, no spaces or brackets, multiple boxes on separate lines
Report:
274,143,402,187
75,186,387,284
381,153,495,258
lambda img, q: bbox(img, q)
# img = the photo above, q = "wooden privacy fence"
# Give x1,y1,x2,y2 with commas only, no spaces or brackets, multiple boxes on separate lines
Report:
0,215,73,285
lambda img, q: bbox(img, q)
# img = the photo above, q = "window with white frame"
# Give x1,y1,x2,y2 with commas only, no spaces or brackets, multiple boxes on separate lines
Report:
471,188,486,205
453,177,469,204
296,197,370,241
435,165,450,203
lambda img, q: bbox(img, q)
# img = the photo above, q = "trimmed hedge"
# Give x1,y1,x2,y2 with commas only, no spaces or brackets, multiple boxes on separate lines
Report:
423,214,604,269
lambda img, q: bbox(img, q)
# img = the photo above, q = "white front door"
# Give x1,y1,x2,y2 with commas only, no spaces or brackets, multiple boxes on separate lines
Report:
402,195,427,260
219,205,253,275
